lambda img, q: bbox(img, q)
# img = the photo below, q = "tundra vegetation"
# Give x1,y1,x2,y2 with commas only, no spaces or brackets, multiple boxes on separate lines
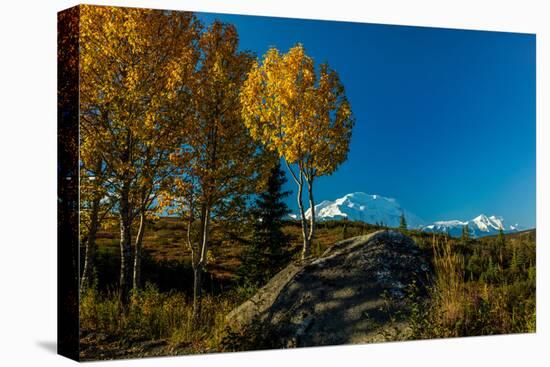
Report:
72,6,535,360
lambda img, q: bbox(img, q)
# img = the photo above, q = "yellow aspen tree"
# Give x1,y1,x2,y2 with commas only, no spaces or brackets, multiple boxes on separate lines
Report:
163,21,265,320
79,6,200,304
79,128,113,293
241,44,354,259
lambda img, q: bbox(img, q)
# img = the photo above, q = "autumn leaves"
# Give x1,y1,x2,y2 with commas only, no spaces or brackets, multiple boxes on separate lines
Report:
241,45,354,259
78,6,353,319
79,7,203,306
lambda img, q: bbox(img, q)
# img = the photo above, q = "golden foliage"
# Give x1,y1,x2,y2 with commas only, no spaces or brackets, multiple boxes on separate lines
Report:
163,22,265,211
240,44,354,179
79,6,201,214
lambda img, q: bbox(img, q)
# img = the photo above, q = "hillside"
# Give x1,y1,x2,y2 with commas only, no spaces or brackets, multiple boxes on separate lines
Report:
82,218,535,359
90,217,390,289
81,217,536,359
90,217,535,292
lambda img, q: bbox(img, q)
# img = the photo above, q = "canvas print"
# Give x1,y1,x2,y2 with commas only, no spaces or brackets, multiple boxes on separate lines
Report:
57,5,536,361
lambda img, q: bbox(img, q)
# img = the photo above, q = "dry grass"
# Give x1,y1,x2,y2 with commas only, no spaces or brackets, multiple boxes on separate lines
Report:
94,218,383,282
408,234,536,339
80,283,239,352
430,235,467,330
89,218,536,346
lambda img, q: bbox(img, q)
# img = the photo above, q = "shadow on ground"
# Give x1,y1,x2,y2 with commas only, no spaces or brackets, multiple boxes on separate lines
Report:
36,340,57,354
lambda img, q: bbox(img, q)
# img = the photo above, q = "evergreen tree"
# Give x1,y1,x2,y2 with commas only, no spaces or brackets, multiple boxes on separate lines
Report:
497,228,506,265
510,245,519,277
515,241,528,272
240,162,291,285
498,228,506,246
399,212,407,230
342,217,349,240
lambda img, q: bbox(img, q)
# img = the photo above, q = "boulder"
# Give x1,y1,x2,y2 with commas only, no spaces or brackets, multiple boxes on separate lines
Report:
226,230,431,348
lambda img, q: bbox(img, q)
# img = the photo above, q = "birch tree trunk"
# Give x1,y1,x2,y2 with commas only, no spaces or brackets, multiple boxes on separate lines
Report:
306,177,315,253
192,265,203,320
80,158,103,293
133,211,145,291
297,176,310,260
192,205,210,321
285,160,310,261
80,195,100,293
119,184,132,306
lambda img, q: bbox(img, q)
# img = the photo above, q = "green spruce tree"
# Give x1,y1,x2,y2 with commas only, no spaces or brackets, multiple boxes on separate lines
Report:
240,161,291,286
497,228,506,265
342,217,349,240
498,228,506,246
399,212,407,230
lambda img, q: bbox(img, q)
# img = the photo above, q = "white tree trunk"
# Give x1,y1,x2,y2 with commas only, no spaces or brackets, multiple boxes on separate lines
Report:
118,184,132,306
193,205,210,320
297,178,310,260
285,160,311,261
306,177,315,247
133,211,145,291
192,264,203,320
80,158,103,293
80,195,100,293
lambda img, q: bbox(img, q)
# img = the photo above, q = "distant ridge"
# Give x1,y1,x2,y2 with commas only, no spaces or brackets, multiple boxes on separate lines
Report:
421,214,521,238
289,192,521,238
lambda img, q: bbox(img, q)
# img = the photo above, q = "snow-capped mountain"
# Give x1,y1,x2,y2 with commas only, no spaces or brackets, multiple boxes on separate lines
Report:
302,192,426,228
420,214,520,238
288,192,521,238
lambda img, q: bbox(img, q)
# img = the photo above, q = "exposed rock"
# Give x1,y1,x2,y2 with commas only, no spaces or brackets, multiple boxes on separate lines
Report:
226,230,431,348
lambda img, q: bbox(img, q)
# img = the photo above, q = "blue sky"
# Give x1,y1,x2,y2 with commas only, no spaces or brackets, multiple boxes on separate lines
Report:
198,12,536,227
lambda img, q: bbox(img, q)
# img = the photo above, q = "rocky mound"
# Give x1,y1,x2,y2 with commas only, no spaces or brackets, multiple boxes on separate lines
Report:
226,230,431,348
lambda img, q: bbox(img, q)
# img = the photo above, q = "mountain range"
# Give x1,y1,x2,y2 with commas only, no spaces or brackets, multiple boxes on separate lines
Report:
289,192,521,238
421,214,521,238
